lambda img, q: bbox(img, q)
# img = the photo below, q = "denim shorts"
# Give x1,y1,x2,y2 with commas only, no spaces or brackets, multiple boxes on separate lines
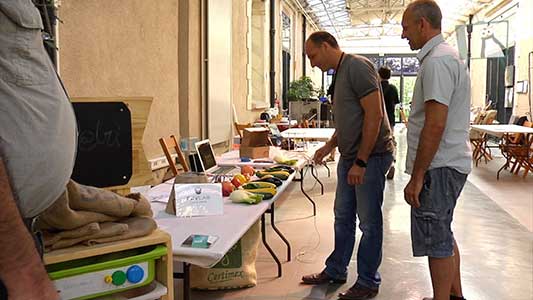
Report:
411,167,467,258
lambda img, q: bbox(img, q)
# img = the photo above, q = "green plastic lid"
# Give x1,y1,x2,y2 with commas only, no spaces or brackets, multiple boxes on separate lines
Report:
112,270,127,286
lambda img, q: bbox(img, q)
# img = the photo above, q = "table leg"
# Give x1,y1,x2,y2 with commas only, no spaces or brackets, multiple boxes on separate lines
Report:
297,169,316,216
173,263,190,300
310,165,324,195
261,214,282,277
267,204,291,261
323,164,331,177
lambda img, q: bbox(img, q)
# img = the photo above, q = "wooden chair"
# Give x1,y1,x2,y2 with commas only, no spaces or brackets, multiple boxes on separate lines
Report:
501,121,533,176
158,135,190,176
234,122,252,139
470,109,497,166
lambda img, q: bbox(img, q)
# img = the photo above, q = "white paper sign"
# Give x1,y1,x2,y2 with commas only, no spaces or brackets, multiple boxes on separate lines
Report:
172,184,223,217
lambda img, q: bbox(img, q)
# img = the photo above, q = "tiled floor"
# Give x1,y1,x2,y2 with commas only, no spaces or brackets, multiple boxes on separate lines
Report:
175,126,533,300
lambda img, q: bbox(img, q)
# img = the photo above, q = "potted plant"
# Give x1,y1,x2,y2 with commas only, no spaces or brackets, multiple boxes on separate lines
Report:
287,76,318,102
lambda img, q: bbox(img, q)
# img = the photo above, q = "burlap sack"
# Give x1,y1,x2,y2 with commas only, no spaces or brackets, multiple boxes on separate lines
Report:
190,221,260,290
68,180,136,217
125,192,153,217
85,217,157,245
43,222,101,247
46,222,128,251
36,190,118,230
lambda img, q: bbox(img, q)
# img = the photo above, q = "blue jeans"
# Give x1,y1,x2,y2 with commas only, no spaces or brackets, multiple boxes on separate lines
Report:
324,153,393,289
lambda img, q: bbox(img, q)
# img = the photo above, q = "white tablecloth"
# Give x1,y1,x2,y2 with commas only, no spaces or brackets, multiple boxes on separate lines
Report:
471,124,533,137
280,128,335,140
217,144,323,170
146,172,296,268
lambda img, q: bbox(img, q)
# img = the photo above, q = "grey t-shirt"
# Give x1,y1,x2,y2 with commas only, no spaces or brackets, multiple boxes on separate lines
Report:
405,35,472,175
333,54,394,160
0,1,77,218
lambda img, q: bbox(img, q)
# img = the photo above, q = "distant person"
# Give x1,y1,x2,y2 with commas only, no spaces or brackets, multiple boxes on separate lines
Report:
401,1,471,300
302,31,394,300
378,66,400,179
0,1,77,299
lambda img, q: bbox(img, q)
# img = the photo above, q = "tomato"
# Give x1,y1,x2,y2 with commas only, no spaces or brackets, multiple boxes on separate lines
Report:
221,181,235,197
240,165,255,177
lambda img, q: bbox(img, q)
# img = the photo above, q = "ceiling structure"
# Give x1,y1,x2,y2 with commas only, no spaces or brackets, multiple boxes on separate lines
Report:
299,0,495,53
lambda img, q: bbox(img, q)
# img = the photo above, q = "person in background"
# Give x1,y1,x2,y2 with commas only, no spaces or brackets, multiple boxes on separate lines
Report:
0,1,77,299
301,31,394,300
378,66,400,179
401,1,471,300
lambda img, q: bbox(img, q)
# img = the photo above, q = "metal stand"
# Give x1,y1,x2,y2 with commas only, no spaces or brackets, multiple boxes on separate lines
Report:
261,213,282,277
174,262,190,300
295,169,316,216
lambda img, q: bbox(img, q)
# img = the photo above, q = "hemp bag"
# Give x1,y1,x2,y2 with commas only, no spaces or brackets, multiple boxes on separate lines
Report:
190,221,260,290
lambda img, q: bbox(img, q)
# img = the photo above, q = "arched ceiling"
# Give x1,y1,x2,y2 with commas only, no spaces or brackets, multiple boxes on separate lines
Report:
299,0,494,52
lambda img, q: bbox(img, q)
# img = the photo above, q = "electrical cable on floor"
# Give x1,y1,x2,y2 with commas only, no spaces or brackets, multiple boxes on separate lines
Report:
295,209,321,263
275,152,325,263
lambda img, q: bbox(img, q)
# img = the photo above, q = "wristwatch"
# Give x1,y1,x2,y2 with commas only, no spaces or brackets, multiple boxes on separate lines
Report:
355,158,367,168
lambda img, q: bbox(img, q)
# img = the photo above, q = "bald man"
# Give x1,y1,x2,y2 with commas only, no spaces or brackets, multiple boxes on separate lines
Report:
302,31,394,300
401,1,471,300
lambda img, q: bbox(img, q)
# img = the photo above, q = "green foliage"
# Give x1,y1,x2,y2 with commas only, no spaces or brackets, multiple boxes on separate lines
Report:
287,76,318,101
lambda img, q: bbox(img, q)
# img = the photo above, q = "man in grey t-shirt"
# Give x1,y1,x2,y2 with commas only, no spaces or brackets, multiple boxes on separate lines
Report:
301,31,394,300
402,1,471,300
0,1,76,299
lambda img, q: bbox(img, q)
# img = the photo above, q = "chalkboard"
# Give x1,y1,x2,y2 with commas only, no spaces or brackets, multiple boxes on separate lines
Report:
71,102,132,187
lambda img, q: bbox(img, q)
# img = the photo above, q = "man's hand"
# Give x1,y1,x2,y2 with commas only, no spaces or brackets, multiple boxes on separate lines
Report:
313,144,333,165
0,157,60,300
347,164,366,185
404,176,424,208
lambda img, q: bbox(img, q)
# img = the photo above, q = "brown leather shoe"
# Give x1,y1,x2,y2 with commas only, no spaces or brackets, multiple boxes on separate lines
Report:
338,283,378,300
301,271,347,284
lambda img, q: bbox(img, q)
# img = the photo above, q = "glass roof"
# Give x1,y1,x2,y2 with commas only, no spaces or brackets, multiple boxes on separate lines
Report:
300,0,493,45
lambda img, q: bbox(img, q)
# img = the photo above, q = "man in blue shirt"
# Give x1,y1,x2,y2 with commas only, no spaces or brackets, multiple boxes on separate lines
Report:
402,1,471,300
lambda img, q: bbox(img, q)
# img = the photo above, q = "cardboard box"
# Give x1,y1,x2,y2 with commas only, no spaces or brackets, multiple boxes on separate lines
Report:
239,128,270,159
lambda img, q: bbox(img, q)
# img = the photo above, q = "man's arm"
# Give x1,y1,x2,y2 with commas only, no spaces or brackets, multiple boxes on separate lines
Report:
313,130,337,164
404,100,448,207
411,101,448,178
0,157,59,300
347,89,383,185
356,90,384,162
326,130,338,149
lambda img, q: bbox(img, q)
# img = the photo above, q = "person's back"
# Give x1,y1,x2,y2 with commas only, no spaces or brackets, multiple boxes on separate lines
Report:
378,67,400,129
381,81,400,128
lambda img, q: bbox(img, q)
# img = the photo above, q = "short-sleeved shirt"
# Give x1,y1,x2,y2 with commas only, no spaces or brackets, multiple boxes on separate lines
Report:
333,54,394,160
405,34,472,175
381,80,400,128
0,1,77,218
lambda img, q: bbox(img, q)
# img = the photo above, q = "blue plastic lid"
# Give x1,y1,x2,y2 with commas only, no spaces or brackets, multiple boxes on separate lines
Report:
240,157,251,162
126,265,144,284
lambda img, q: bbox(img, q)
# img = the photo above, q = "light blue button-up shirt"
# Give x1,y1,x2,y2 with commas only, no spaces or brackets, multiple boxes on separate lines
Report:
405,34,472,175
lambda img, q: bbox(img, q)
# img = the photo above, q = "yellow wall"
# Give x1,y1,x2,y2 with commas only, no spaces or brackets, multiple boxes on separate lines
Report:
470,59,487,108
513,0,533,116
178,0,202,140
59,0,179,158
58,0,180,159
58,0,318,159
